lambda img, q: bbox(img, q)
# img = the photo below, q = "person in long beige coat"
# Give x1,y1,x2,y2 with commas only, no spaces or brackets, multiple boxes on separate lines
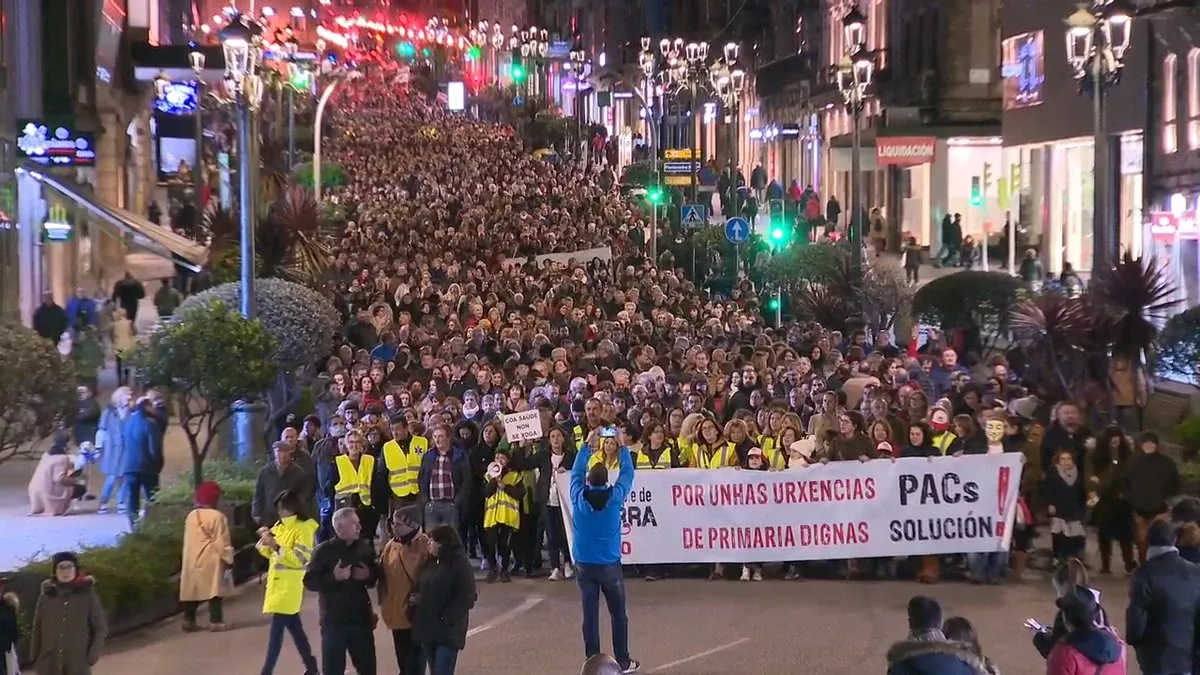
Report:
378,506,430,675
179,481,234,632
28,439,76,516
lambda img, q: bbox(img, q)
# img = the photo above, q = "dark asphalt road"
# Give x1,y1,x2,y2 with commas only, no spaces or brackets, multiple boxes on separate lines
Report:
91,568,1142,674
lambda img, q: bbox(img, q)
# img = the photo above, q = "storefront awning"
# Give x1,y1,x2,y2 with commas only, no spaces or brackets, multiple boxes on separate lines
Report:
17,164,208,272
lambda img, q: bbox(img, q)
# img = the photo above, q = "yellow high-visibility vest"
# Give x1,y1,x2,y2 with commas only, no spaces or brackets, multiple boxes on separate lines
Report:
694,442,736,469
588,452,622,471
483,471,523,529
572,424,586,449
257,515,318,615
934,432,959,456
381,436,427,497
334,454,374,506
636,444,676,469
677,436,695,467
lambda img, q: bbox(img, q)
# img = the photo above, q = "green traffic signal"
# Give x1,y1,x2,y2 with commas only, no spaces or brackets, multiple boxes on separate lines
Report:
467,45,482,61
397,41,416,59
767,297,780,311
511,63,526,81
647,186,664,204
770,225,786,242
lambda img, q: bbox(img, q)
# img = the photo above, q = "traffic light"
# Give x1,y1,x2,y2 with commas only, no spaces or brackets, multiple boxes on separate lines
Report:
646,185,664,205
396,41,416,59
467,45,482,62
770,224,787,243
970,176,983,207
508,50,523,81
767,295,780,311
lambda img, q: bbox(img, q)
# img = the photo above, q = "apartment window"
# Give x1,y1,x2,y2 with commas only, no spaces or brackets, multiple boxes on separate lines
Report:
870,0,887,69
1164,53,1179,154
1189,49,1200,149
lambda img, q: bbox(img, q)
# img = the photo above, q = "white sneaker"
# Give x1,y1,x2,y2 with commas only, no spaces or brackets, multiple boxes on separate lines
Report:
752,569,763,582
740,566,751,581
548,567,563,581
563,563,575,579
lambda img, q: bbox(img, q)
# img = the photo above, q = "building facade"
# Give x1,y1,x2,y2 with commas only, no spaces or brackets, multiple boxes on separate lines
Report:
1000,0,1148,275
1143,13,1200,307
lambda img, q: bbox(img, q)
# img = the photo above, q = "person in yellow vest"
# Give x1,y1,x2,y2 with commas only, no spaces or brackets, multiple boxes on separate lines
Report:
334,429,379,543
381,416,428,516
637,423,682,470
587,429,624,477
481,448,525,584
691,418,736,469
256,489,321,675
737,447,772,581
769,425,803,471
929,407,962,456
677,412,707,468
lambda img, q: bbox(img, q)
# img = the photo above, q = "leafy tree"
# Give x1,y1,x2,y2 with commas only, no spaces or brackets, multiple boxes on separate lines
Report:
123,301,279,484
0,323,76,463
292,161,348,191
619,160,663,188
912,271,1022,354
1156,306,1200,386
177,279,340,445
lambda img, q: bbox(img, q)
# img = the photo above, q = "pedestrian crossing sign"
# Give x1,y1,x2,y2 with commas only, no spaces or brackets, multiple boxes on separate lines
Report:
681,204,707,230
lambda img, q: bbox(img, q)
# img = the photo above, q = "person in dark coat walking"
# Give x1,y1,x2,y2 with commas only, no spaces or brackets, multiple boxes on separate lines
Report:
1090,426,1135,574
110,272,145,325
29,551,108,675
32,293,68,344
1125,431,1182,564
1125,520,1200,675
1043,448,1088,561
411,524,477,675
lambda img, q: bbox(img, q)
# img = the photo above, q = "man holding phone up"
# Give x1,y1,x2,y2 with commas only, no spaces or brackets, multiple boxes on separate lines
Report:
304,507,380,675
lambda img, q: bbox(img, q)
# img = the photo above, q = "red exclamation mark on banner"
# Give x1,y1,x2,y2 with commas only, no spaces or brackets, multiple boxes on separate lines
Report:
996,466,1011,539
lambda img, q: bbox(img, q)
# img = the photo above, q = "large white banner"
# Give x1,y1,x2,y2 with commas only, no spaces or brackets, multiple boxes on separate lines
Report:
501,246,613,270
556,455,1022,564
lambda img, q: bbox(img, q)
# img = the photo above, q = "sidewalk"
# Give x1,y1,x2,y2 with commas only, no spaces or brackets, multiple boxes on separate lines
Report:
0,252,194,571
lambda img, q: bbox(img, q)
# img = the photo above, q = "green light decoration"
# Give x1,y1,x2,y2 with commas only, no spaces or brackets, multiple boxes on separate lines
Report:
421,48,432,57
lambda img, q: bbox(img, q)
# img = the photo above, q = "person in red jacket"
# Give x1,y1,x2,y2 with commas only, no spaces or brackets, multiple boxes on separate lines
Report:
1045,585,1127,675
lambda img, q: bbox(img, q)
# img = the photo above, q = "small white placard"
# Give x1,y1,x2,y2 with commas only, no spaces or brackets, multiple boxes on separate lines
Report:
502,410,544,442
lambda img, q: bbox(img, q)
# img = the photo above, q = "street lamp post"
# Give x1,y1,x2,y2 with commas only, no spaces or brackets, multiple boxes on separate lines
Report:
188,48,206,195
313,70,361,205
1065,0,1134,270
835,5,875,287
568,41,589,159
219,13,265,320
660,38,715,206
710,43,745,218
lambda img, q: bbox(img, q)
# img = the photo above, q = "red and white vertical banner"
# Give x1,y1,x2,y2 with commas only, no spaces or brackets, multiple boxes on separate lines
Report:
556,455,1022,564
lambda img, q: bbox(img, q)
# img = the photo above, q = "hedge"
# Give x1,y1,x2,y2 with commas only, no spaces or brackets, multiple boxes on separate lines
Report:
13,460,260,619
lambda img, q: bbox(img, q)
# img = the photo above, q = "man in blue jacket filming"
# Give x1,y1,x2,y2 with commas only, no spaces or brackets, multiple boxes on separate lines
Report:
570,427,640,674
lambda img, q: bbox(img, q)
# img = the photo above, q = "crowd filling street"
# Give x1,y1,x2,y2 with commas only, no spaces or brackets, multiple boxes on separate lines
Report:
8,71,1200,675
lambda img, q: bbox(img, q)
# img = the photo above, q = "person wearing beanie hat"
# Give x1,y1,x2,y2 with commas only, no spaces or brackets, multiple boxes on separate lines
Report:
1126,519,1200,675
31,550,107,675
180,481,234,632
481,446,524,583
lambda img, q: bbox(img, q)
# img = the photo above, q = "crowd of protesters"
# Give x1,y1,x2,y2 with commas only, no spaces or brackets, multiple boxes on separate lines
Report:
21,67,1200,675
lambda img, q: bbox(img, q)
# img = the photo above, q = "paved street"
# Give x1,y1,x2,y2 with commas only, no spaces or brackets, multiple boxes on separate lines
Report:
91,572,1139,674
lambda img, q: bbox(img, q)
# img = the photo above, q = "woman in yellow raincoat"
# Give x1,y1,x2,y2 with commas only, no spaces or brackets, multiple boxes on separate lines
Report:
258,489,321,675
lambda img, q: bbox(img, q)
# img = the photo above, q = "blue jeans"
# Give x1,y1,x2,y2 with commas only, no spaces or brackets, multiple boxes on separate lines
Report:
577,562,631,667
424,501,460,532
968,551,1009,580
98,474,123,509
422,644,459,675
121,472,159,524
261,613,318,675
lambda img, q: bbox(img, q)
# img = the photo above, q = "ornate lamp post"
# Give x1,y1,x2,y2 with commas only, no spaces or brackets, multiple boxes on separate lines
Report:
219,12,265,320
567,40,589,154
660,38,715,205
1065,0,1135,269
835,4,874,284
710,42,745,216
187,48,207,193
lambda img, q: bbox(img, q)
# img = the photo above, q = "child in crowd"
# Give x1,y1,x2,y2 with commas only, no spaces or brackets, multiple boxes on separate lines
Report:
481,448,525,584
